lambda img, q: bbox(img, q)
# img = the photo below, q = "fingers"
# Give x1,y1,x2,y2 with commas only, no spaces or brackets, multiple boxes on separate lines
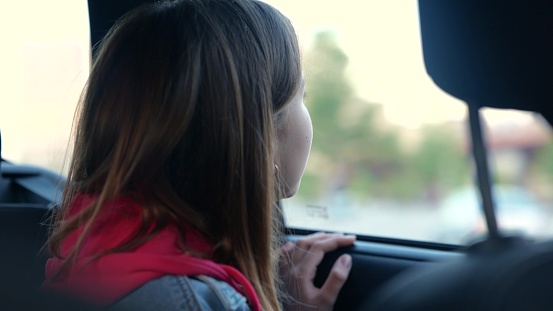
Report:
280,241,295,270
281,241,295,254
279,234,355,311
298,235,355,270
294,233,355,252
281,233,356,292
319,254,353,305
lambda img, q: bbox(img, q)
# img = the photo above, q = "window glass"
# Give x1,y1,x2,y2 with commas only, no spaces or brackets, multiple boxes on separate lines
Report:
0,0,89,173
266,0,553,244
479,109,553,241
3,0,552,245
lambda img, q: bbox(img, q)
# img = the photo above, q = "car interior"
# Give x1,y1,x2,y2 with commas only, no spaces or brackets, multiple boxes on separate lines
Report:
1,0,553,310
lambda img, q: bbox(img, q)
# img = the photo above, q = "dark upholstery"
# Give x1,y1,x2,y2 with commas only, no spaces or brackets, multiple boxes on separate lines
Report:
418,0,553,123
0,205,51,290
0,142,94,309
88,0,154,57
365,237,553,311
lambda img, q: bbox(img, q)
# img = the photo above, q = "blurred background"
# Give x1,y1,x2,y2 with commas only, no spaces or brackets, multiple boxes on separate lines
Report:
2,0,553,244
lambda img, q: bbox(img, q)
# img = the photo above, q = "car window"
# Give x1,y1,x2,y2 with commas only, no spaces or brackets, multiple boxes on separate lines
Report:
2,0,552,246
0,0,89,172
268,0,553,245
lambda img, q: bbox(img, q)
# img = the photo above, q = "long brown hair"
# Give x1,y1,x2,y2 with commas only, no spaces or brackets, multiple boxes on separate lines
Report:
48,0,301,309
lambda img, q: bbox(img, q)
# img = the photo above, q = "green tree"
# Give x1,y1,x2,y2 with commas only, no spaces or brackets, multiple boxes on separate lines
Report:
533,141,553,181
301,31,403,199
300,31,468,202
407,125,470,203
305,31,353,159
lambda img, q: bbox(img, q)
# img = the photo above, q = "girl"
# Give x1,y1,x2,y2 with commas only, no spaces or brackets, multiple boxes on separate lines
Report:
44,0,355,310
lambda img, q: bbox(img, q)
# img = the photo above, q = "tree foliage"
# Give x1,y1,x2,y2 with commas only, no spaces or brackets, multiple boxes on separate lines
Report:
299,31,470,203
533,142,553,181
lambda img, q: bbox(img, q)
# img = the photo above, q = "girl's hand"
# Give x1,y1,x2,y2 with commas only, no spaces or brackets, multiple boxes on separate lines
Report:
280,232,356,311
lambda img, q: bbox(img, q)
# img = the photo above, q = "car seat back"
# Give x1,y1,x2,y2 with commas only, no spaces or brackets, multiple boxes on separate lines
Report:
0,131,64,291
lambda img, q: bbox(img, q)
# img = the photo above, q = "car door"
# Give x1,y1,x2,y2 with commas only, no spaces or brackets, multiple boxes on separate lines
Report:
2,1,553,310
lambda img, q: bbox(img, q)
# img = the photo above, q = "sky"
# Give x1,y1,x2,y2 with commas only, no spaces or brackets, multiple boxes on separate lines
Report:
264,0,468,127
264,0,539,128
0,0,89,168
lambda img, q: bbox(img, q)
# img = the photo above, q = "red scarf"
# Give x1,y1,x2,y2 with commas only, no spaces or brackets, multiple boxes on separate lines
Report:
42,195,261,311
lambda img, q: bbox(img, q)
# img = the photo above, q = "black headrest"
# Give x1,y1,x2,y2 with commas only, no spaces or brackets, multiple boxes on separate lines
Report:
88,0,154,56
419,0,553,123
365,237,553,311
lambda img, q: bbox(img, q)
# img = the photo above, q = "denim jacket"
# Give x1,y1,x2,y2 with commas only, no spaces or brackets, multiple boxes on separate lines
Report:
109,275,251,311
